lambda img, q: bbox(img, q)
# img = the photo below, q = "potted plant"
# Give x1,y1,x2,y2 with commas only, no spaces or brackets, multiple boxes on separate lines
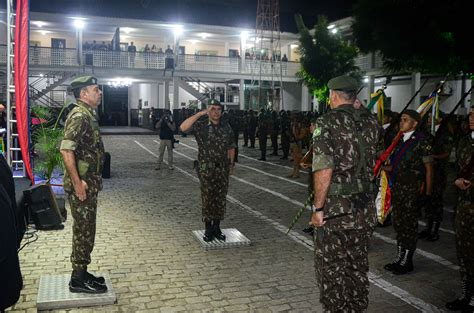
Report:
31,103,69,221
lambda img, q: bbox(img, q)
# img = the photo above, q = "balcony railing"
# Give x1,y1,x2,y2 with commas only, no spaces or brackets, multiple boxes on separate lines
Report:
0,45,385,76
0,45,301,77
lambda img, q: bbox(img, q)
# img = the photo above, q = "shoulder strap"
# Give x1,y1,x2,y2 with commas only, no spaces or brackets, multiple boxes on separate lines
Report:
334,106,366,178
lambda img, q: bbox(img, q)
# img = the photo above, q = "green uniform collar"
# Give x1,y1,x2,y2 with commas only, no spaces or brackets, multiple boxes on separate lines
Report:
76,99,96,116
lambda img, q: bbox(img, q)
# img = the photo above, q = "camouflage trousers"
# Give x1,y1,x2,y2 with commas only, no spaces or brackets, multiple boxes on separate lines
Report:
199,166,229,222
68,191,98,271
392,185,420,250
314,228,370,312
425,166,447,222
455,201,474,281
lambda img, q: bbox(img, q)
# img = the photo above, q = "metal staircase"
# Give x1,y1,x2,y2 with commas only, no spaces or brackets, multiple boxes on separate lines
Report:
30,71,75,102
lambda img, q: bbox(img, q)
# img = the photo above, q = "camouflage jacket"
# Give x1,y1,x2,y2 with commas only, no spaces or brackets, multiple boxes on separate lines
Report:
456,133,474,201
389,130,433,187
193,117,235,165
60,100,105,193
312,104,382,230
432,128,454,168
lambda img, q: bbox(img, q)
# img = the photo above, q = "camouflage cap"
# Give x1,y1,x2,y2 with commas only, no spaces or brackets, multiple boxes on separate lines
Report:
327,75,359,91
402,109,421,123
70,76,98,90
207,99,223,107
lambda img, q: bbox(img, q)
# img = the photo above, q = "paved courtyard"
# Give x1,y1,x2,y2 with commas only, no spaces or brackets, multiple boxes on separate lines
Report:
8,134,462,312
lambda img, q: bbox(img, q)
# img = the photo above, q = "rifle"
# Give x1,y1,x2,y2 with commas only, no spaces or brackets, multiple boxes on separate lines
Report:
384,77,429,135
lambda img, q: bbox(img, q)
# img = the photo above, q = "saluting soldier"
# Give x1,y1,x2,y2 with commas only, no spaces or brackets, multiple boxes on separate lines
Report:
383,110,433,275
180,99,236,242
446,106,474,312
311,75,381,312
60,76,107,294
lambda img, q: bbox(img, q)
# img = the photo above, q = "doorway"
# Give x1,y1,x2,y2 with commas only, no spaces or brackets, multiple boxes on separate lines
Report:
99,85,129,126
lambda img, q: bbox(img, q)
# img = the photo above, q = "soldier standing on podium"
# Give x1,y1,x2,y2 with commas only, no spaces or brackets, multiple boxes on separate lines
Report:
180,99,236,242
60,76,107,294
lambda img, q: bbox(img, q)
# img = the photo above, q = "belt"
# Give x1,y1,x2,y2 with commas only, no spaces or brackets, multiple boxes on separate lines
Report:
199,162,227,170
328,180,375,196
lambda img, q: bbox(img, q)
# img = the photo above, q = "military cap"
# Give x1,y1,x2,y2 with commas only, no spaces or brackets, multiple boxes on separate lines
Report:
70,76,98,90
327,75,359,91
207,99,222,107
402,109,421,123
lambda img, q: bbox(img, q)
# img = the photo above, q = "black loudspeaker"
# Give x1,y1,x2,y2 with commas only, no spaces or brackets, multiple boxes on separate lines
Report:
102,152,111,178
85,53,93,66
23,184,63,230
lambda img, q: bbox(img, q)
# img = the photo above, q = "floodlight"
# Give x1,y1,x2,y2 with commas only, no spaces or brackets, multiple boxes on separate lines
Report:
73,19,85,30
173,25,184,36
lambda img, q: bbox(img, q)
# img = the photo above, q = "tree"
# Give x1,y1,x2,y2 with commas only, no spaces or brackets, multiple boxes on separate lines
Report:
352,0,474,75
295,14,360,105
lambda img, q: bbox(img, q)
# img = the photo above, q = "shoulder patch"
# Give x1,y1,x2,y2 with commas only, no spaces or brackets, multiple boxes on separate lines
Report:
313,127,322,138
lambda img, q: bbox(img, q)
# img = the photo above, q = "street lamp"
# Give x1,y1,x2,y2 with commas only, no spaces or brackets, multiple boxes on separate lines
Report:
73,19,85,65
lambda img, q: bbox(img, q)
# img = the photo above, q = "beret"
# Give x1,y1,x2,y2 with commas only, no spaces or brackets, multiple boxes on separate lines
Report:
328,75,359,91
402,109,421,123
207,99,223,107
70,76,98,90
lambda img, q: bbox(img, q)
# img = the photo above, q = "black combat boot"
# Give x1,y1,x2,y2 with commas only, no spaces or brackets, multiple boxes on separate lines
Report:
302,226,314,236
446,280,473,311
85,270,105,285
426,221,440,241
203,221,214,242
418,219,433,239
212,220,226,241
384,245,404,272
393,249,414,275
69,269,107,294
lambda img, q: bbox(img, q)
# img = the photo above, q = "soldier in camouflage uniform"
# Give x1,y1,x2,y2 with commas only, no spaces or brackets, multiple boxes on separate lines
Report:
383,110,433,275
257,109,269,161
180,99,236,242
419,112,453,241
311,75,382,312
60,76,107,294
279,110,291,160
446,107,474,312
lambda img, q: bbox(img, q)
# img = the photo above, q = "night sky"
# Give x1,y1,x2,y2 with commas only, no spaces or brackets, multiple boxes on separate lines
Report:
25,0,356,33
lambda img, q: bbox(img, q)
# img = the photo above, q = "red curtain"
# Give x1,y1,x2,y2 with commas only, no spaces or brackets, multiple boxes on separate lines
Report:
14,0,33,182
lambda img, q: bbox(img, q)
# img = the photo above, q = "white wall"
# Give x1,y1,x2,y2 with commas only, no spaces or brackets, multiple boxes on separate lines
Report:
282,82,302,111
177,86,197,108
359,79,472,114
128,83,159,109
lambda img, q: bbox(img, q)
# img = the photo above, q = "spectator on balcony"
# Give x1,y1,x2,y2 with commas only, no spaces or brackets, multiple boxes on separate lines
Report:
91,40,98,50
282,54,288,75
144,44,151,68
164,45,174,76
245,51,251,59
128,42,137,67
83,41,91,50
99,41,108,51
